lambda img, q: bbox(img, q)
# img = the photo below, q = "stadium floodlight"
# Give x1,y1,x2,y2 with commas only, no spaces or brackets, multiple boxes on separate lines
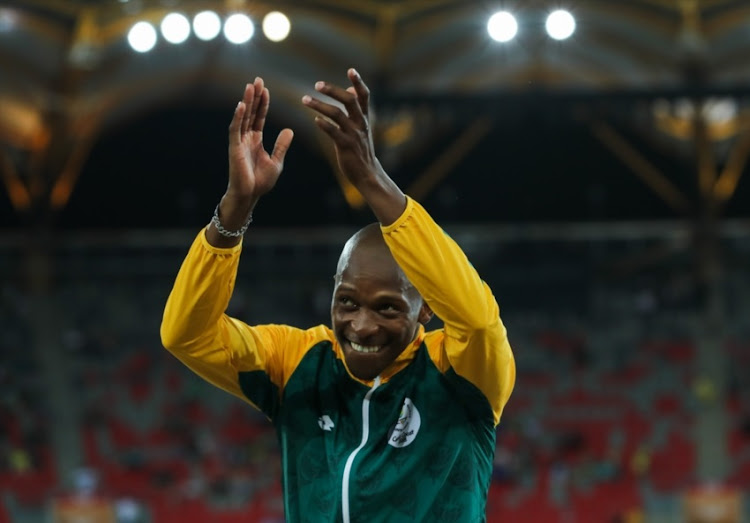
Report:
545,9,575,41
224,13,254,44
262,11,291,42
128,21,157,53
0,9,17,33
487,11,518,43
161,13,191,44
193,10,221,41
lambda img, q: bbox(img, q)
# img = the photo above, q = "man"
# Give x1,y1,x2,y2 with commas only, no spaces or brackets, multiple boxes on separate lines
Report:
161,69,515,522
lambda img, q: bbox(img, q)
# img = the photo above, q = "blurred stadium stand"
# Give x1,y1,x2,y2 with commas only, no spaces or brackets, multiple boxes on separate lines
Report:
1,224,749,522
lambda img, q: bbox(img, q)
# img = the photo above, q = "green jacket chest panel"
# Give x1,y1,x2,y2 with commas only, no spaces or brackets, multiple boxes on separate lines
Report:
273,342,495,523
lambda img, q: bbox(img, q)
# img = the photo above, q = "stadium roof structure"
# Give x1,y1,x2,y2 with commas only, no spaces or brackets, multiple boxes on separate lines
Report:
1,0,750,229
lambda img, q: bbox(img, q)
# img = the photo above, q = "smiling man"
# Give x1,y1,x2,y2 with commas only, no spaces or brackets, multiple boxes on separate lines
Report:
332,223,434,381
161,69,515,522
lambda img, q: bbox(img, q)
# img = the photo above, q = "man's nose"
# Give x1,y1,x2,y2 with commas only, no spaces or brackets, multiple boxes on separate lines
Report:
351,309,378,338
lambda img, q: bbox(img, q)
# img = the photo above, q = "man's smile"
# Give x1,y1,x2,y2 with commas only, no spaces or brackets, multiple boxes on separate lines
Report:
349,341,383,354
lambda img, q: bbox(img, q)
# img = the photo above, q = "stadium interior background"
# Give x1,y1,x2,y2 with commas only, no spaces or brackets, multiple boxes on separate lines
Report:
1,0,750,521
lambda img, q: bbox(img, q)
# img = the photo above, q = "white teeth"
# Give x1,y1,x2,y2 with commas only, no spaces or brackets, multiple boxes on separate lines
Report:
350,341,381,353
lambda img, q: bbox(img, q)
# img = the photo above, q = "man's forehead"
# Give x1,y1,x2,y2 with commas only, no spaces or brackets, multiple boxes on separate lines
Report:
337,249,404,280
333,271,415,304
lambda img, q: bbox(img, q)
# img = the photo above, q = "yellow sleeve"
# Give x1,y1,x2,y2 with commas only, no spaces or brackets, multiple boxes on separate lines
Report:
159,229,325,414
381,197,515,425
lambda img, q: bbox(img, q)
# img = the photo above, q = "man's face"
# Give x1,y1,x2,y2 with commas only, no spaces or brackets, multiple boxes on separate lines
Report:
331,240,426,381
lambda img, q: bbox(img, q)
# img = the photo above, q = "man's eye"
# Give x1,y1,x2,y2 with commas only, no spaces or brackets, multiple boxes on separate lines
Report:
380,304,399,313
339,297,356,307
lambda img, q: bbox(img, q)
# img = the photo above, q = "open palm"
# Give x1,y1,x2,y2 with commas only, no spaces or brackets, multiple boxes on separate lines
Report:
227,78,293,201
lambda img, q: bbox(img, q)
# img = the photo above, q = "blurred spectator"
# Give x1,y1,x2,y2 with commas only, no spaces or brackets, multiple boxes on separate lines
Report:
114,498,142,522
630,445,652,479
9,447,32,474
71,466,98,496
492,444,515,483
548,461,571,506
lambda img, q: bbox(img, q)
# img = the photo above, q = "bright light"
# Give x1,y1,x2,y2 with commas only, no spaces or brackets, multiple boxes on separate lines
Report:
487,11,518,43
193,10,221,41
546,9,575,40
0,9,17,33
224,13,254,44
128,21,157,53
161,12,191,44
658,97,739,125
262,11,290,42
704,98,738,124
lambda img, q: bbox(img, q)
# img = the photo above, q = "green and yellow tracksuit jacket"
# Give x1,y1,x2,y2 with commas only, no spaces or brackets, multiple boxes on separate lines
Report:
161,197,515,522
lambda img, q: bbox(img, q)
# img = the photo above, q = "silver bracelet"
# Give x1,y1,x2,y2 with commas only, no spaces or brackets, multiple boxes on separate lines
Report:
211,204,253,238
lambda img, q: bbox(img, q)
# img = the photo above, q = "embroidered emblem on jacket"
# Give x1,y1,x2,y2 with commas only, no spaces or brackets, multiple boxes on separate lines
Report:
318,414,335,431
388,398,421,448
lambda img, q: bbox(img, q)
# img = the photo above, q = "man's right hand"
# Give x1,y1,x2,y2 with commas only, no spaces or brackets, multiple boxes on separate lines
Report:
208,78,294,248
302,69,406,226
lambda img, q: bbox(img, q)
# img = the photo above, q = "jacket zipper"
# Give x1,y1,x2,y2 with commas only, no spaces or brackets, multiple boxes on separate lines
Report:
341,376,381,523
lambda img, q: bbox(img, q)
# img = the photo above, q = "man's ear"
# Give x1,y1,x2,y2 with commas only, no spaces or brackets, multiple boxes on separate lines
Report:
418,302,433,325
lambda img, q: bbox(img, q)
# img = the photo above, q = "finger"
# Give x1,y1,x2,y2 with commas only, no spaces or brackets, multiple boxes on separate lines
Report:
271,128,294,165
348,68,370,117
346,86,368,120
314,81,364,126
313,115,347,143
253,87,270,132
229,101,246,147
248,77,264,130
302,94,350,130
241,83,255,135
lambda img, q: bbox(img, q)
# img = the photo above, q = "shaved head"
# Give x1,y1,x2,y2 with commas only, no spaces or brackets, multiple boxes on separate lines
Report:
336,223,401,279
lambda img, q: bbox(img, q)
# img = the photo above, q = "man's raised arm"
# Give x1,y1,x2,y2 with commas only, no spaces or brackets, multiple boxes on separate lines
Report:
207,77,294,248
303,69,515,424
301,68,406,226
160,78,294,403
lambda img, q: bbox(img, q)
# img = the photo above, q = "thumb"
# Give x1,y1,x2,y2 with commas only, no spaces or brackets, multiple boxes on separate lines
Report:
271,128,294,165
